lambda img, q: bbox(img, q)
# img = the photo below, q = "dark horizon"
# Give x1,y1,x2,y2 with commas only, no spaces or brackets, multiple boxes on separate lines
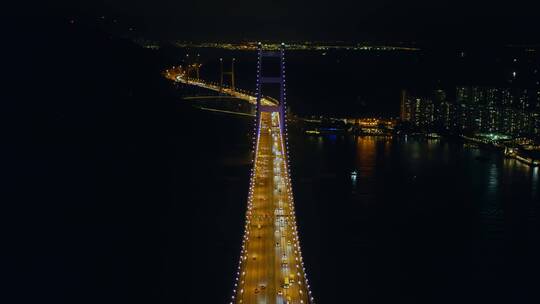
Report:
10,1,540,46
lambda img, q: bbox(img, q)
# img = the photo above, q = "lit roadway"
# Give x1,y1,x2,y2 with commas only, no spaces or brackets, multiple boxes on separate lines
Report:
166,68,314,303
232,112,312,304
174,75,278,106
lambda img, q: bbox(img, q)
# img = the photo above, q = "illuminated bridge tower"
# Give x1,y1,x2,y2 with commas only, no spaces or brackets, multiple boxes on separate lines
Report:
183,54,201,83
220,57,236,93
230,43,315,304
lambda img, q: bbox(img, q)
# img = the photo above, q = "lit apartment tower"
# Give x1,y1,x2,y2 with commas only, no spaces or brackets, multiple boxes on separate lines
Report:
500,107,525,136
471,87,486,104
438,100,454,130
400,90,410,121
533,111,540,135
430,89,453,130
498,88,515,134
534,89,540,109
534,89,540,134
404,96,435,128
485,88,500,106
424,100,435,127
456,87,473,131
484,88,501,132
456,86,471,104
501,88,513,107
517,89,529,110
519,89,534,134
432,89,447,105
472,88,483,132
499,107,511,135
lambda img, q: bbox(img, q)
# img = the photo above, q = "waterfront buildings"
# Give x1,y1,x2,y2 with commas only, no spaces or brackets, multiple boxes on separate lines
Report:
401,87,540,137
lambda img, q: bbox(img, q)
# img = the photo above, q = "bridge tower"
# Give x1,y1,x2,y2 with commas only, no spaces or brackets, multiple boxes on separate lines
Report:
254,43,287,136
183,54,201,83
186,63,201,80
220,58,236,93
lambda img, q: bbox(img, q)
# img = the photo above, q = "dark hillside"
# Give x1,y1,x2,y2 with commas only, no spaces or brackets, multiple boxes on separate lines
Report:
0,18,192,304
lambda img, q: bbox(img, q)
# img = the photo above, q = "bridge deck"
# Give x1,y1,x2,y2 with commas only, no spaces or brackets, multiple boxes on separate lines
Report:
235,112,310,304
175,76,278,106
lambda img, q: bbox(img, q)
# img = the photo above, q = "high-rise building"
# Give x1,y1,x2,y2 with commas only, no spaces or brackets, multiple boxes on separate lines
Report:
433,89,447,105
400,90,410,121
438,101,454,130
517,89,529,111
401,95,435,128
471,86,486,105
456,87,476,131
532,111,540,135
456,86,471,104
484,88,500,132
534,89,540,109
501,88,513,107
401,86,540,137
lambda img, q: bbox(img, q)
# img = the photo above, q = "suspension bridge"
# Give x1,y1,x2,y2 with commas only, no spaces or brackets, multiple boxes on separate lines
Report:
167,43,315,304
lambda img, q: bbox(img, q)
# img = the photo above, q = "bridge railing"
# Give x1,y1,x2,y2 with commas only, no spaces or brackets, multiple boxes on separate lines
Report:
174,75,278,106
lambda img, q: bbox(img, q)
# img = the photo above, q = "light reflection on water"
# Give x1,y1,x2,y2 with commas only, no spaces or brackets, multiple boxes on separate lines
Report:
352,136,377,201
355,136,376,179
532,167,539,197
486,163,499,199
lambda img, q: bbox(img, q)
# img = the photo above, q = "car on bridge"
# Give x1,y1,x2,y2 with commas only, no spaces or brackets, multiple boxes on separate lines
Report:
282,277,290,288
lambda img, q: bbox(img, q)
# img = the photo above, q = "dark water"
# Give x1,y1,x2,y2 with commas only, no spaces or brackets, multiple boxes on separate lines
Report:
290,133,540,304
185,110,540,304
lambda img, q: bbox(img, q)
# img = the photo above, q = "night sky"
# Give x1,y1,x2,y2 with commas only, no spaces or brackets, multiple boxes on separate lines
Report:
16,0,540,44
